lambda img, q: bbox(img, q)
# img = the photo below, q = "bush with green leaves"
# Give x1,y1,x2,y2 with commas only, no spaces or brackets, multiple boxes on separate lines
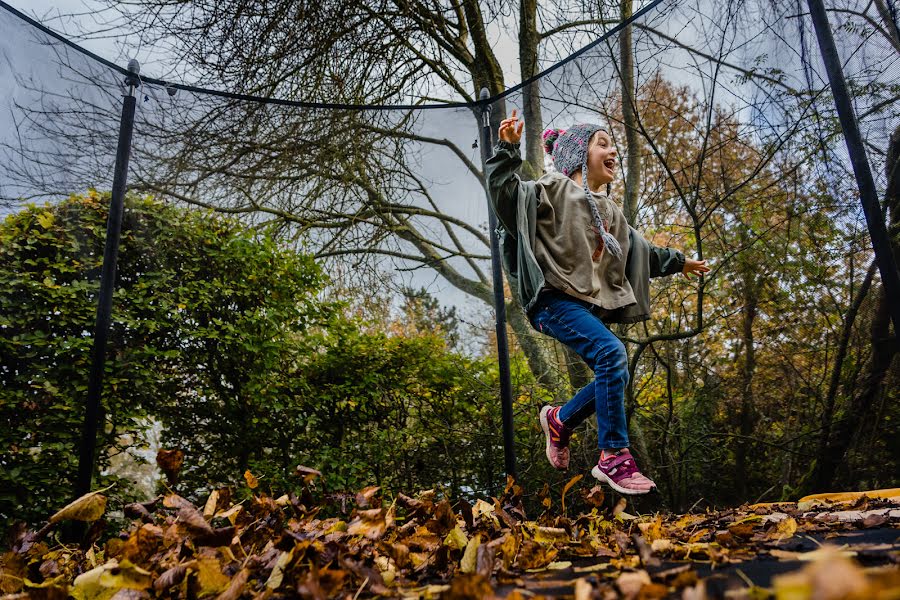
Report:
0,191,331,528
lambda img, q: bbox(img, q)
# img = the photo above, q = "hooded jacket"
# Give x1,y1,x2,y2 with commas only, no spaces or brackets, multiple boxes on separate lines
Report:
486,140,685,324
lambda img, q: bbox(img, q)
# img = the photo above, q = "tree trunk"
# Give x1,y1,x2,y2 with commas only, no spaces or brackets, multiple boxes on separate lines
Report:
519,0,544,180
735,227,759,500
620,0,641,224
813,125,900,491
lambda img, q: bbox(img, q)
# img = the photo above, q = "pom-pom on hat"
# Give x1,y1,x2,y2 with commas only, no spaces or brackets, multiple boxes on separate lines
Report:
542,124,623,260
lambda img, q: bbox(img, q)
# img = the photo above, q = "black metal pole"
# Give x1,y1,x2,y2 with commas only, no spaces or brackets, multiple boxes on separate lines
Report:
807,0,900,336
479,88,517,480
75,60,140,499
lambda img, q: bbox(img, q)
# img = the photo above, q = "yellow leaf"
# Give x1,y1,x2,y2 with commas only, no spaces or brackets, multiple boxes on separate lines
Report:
203,490,219,519
443,525,468,551
796,488,900,511
460,534,481,573
36,212,54,229
49,487,111,523
215,504,243,525
772,517,798,540
531,526,569,544
195,557,230,596
71,559,151,600
472,499,495,521
561,474,583,514
243,470,259,489
265,548,294,590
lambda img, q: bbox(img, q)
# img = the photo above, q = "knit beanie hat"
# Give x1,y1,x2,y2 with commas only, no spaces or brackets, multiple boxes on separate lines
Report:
542,124,623,260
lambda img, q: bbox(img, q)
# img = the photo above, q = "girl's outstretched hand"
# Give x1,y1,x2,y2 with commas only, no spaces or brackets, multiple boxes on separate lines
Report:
499,109,525,144
683,258,711,279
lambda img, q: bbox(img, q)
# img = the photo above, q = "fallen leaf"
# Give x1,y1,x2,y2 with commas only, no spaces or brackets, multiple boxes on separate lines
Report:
584,485,605,508
616,569,651,600
772,546,868,600
71,559,151,600
355,486,381,508
265,548,294,590
243,470,259,489
561,474,583,514
444,526,468,551
294,465,322,485
177,506,214,536
770,516,798,541
203,491,219,519
156,449,184,483
195,556,230,596
214,568,248,600
531,525,568,544
153,563,193,591
49,487,111,524
441,573,494,600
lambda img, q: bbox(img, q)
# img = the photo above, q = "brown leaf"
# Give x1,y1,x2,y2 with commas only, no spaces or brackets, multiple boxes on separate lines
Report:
538,483,552,510
440,572,494,600
162,494,194,510
121,523,164,563
243,470,259,489
632,533,660,568
153,562,194,591
727,521,756,539
861,513,889,528
475,543,496,578
515,539,557,570
347,507,393,540
355,485,381,508
215,568,249,600
583,485,605,508
457,497,475,531
194,526,236,547
48,489,108,523
178,505,214,536
616,569,651,600
294,465,322,485
156,449,184,483
123,503,151,521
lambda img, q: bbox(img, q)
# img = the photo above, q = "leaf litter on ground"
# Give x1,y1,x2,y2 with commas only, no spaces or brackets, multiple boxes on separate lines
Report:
1,462,898,600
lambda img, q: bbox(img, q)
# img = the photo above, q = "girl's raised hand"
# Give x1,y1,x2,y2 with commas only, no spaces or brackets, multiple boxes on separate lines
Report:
682,258,711,279
498,109,525,144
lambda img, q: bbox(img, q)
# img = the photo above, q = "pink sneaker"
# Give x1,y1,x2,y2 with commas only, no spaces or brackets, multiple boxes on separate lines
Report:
591,449,656,495
539,405,571,470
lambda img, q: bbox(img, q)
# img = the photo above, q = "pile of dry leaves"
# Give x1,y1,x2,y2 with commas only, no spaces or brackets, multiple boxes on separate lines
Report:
1,462,898,599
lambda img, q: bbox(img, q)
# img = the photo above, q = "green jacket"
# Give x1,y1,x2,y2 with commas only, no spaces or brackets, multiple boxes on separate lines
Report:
486,141,685,324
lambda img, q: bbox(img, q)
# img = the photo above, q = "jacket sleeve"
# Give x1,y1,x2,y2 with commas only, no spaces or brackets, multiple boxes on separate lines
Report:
485,140,524,234
648,243,686,278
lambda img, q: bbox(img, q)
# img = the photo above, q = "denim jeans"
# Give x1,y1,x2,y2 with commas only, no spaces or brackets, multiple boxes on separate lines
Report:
529,289,630,449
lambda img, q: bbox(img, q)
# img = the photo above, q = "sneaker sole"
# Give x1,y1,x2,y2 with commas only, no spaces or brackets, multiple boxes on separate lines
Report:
591,465,656,495
540,406,568,471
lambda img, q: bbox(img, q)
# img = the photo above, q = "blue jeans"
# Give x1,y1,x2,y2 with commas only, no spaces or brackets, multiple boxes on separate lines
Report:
529,289,630,449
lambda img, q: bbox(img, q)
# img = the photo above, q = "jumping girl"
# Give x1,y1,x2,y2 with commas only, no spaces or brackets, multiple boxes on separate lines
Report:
486,110,710,495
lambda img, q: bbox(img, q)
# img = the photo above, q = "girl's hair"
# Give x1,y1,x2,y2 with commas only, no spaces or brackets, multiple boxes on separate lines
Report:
542,128,565,155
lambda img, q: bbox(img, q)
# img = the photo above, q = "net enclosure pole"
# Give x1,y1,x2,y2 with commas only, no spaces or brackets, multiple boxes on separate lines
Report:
75,60,140,499
807,0,900,336
479,89,517,480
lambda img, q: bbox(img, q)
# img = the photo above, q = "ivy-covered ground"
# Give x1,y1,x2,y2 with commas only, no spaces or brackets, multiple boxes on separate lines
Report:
2,465,898,600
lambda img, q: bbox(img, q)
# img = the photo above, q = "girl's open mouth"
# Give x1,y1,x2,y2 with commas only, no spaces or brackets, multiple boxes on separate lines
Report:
604,159,616,170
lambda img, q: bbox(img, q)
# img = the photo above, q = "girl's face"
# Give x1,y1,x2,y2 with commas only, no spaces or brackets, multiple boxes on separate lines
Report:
585,130,617,187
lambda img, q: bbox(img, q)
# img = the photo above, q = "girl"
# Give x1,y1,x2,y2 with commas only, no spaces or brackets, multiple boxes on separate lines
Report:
486,110,709,495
